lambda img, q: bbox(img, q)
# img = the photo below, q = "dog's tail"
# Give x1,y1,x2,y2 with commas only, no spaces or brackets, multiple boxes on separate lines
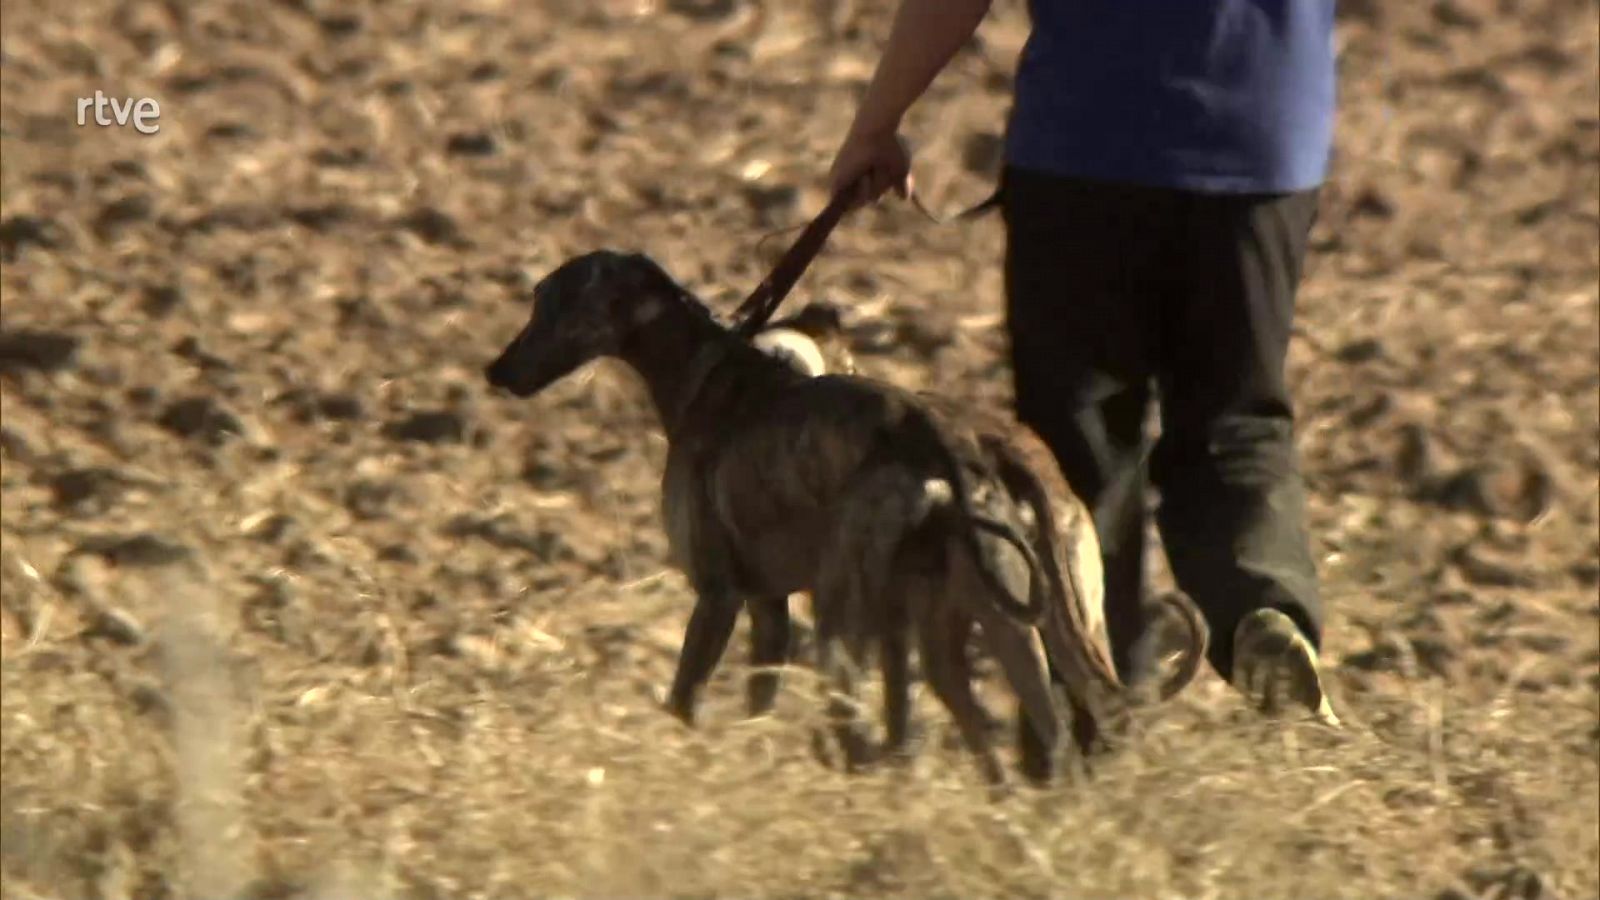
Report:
987,434,1210,704
988,443,1126,696
915,415,1049,628
1145,590,1210,702
959,501,1051,628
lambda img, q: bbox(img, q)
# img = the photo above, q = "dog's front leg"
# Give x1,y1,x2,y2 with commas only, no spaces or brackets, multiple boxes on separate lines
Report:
666,585,741,727
746,593,792,717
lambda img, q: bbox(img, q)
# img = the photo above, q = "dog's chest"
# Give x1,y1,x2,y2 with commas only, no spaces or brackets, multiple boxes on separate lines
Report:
659,446,701,574
657,419,866,592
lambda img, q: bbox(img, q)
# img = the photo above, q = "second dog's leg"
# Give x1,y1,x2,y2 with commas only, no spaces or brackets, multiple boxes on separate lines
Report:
667,587,741,727
746,593,792,717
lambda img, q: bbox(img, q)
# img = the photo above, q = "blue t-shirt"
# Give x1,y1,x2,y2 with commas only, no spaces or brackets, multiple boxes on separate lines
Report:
1004,1,1338,194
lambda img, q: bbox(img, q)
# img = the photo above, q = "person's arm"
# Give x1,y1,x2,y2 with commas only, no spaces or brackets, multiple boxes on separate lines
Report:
848,0,993,145
829,0,993,206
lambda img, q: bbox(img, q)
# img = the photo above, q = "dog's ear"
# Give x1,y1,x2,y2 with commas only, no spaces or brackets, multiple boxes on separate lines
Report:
621,252,679,291
631,296,664,325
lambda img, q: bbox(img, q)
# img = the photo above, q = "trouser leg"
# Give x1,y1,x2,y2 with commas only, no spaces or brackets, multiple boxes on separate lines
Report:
1151,188,1324,680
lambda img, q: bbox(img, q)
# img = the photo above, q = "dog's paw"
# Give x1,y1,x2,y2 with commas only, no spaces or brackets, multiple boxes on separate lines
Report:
664,694,698,729
810,726,881,774
810,728,842,770
745,678,780,719
1019,751,1055,786
883,720,928,764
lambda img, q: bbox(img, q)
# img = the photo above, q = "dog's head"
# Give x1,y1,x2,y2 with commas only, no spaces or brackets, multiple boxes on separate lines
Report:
485,250,683,397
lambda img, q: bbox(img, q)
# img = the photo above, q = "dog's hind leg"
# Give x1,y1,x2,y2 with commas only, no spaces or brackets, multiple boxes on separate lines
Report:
811,544,876,772
1068,693,1101,760
746,593,792,717
666,585,742,727
920,608,1007,788
880,593,913,757
812,466,921,769
813,618,874,771
982,623,1063,785
1017,688,1096,782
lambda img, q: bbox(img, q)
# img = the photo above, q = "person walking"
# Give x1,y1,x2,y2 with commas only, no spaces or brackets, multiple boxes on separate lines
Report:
827,0,1341,723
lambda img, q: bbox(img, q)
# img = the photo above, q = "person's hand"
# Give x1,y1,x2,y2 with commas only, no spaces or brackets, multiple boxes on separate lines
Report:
828,128,913,210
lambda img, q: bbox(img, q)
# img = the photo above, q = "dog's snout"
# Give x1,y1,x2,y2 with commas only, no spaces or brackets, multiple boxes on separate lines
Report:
484,341,560,398
484,310,594,398
486,348,533,393
485,357,510,389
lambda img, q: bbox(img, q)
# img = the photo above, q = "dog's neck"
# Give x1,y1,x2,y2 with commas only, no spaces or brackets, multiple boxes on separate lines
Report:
614,295,746,438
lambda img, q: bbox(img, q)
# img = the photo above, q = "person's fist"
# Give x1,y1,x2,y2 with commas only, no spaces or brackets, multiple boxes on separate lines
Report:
828,129,913,209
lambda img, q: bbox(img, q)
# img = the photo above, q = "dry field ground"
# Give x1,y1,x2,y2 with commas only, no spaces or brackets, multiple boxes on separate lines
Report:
1,1,1597,897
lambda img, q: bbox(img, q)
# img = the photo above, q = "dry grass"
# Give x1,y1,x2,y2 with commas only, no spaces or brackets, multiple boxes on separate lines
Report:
2,559,1595,899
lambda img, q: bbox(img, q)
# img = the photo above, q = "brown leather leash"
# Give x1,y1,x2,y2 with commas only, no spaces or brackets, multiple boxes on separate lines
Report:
730,181,1002,338
730,188,857,338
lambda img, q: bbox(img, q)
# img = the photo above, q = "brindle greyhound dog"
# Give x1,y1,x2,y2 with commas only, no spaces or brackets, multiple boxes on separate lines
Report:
751,301,1210,761
486,251,1066,785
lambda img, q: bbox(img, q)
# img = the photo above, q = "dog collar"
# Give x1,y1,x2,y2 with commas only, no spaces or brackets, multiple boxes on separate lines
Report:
666,340,733,437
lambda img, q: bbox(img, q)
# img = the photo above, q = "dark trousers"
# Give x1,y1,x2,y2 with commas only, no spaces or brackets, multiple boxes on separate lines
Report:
1001,165,1323,682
